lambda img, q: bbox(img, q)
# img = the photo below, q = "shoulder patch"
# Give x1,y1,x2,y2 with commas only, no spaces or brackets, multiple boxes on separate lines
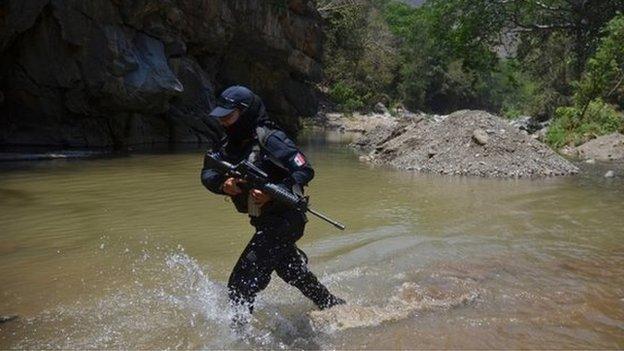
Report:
293,152,306,167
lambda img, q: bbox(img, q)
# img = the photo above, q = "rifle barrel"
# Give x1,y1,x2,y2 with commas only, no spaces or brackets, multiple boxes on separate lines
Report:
307,207,346,231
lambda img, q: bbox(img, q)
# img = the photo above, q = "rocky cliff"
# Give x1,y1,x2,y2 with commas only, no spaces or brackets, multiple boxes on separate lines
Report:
0,0,323,149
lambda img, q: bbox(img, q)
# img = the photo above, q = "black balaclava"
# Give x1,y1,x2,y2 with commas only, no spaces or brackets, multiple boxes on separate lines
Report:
224,94,269,144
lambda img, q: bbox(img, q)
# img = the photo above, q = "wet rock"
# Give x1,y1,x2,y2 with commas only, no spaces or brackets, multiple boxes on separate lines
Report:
472,129,489,145
0,315,18,324
604,170,615,178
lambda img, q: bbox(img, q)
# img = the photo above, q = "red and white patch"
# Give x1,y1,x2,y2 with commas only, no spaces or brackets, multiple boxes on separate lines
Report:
293,152,306,167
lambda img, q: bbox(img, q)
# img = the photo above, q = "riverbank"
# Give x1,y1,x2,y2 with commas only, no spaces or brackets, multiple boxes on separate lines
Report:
312,110,580,178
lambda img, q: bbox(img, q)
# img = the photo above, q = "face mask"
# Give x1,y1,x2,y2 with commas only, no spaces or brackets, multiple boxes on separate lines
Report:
224,94,262,142
225,113,254,142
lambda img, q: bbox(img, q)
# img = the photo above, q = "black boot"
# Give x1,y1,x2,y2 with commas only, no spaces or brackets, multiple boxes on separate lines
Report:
318,294,346,310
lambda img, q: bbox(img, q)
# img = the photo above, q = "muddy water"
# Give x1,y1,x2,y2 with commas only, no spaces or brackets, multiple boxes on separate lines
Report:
1,132,623,349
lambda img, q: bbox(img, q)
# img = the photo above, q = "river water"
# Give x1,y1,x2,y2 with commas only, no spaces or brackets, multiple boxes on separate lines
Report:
1,132,623,349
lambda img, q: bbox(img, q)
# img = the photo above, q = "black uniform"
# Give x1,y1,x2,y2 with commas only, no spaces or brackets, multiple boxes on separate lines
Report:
200,90,343,313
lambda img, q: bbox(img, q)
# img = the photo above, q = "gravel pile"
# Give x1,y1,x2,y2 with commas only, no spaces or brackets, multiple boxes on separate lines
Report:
354,110,579,177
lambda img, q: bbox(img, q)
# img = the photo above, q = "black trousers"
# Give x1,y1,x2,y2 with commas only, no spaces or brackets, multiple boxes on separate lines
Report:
227,209,338,312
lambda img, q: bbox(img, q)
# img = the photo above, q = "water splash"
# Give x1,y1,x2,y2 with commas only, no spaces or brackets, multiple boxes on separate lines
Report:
308,277,480,333
8,240,252,349
5,235,484,349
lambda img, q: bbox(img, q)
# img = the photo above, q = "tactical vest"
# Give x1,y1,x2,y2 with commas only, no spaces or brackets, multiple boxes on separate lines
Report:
235,125,301,217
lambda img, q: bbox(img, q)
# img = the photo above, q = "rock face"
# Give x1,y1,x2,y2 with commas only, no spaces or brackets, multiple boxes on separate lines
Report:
354,110,579,178
574,133,624,161
0,0,323,148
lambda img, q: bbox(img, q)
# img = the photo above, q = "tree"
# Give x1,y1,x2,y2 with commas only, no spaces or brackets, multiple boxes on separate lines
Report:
424,0,624,78
320,0,400,111
575,13,624,112
546,14,624,147
421,0,624,117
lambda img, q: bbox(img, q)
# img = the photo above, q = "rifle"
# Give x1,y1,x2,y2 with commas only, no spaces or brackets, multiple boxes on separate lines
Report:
205,153,346,231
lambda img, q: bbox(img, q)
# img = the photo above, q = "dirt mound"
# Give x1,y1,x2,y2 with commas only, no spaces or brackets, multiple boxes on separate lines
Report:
354,110,579,177
573,133,624,161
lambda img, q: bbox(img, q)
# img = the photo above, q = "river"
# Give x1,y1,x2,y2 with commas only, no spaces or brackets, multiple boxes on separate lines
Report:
1,132,623,349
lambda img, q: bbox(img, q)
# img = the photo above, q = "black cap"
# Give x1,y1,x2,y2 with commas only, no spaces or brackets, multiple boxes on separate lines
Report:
209,85,254,118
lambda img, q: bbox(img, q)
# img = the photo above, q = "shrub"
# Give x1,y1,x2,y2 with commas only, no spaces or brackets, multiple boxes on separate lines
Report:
329,82,366,112
547,99,623,148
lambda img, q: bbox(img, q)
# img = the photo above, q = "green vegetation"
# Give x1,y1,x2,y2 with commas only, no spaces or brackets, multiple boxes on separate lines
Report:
547,100,622,148
319,0,624,147
319,0,399,112
547,14,624,147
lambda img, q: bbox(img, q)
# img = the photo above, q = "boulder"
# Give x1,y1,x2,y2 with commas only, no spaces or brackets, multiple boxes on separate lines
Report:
472,129,489,145
575,133,624,161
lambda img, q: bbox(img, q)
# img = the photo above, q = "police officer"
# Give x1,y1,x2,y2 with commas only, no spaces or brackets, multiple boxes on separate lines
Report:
200,86,345,316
